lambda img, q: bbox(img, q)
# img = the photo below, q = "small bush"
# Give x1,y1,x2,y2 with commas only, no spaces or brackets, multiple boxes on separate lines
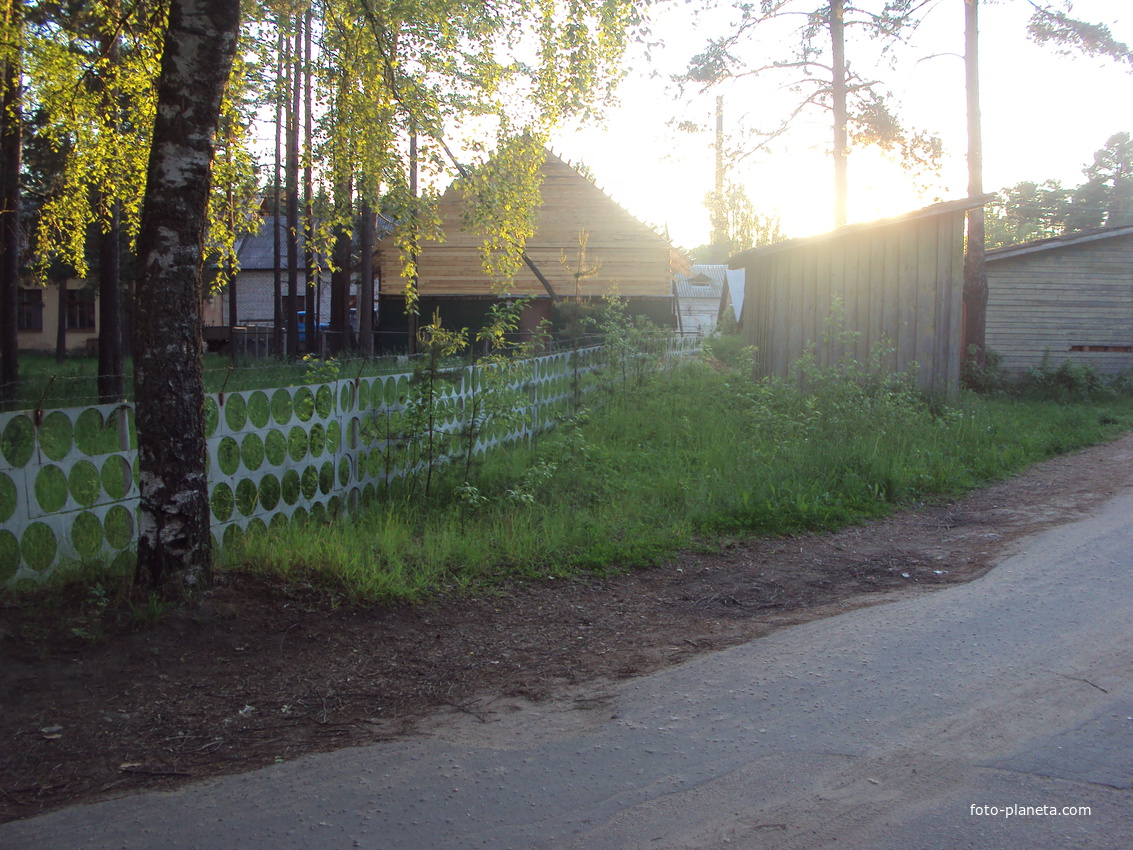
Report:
1019,352,1107,402
961,346,1007,394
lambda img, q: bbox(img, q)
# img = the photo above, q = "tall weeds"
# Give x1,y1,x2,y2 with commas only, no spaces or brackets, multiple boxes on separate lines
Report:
230,350,1133,603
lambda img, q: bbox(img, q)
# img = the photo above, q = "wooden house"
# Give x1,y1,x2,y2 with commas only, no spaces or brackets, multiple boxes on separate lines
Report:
729,197,988,396
203,214,390,355
672,265,725,335
376,150,684,349
985,224,1133,375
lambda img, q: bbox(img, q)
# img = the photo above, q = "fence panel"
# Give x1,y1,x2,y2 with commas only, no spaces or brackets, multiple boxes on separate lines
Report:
1,338,698,583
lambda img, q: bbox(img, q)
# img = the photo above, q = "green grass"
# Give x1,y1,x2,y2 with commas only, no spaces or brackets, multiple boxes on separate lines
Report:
226,358,1133,603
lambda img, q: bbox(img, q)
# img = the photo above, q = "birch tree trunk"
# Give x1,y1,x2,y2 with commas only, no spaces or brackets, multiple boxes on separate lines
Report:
132,0,240,593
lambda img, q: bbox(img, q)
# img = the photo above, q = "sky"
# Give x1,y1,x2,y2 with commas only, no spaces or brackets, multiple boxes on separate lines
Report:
550,0,1133,250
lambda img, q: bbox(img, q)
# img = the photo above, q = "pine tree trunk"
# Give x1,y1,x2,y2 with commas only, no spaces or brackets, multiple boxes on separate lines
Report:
55,277,66,362
132,0,240,594
358,200,374,357
963,0,987,366
285,22,300,357
0,0,22,403
96,0,124,403
830,0,848,228
302,8,315,350
329,177,352,354
271,24,283,356
97,198,124,402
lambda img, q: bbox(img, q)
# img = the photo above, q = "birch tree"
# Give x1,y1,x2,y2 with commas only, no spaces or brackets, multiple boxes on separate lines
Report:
132,0,240,593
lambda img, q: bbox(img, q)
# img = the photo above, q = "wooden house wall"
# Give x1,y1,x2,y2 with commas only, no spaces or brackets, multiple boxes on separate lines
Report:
986,235,1133,375
377,153,674,300
739,211,965,395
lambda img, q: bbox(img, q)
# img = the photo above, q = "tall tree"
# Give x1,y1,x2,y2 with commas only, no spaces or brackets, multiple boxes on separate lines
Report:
25,0,161,386
285,15,300,357
679,0,939,228
961,0,986,366
985,133,1133,247
984,179,1070,248
1066,131,1133,231
0,0,22,402
132,0,240,594
94,0,124,403
963,0,1133,363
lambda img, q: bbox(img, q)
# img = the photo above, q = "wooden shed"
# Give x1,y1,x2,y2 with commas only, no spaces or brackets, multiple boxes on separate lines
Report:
728,197,987,395
376,150,683,349
985,224,1133,375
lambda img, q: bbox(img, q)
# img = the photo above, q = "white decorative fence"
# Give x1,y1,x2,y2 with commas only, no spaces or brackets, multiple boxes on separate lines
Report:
0,338,699,584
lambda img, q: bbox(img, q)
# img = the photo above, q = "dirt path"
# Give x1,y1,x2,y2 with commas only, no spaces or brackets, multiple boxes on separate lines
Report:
3,432,1132,824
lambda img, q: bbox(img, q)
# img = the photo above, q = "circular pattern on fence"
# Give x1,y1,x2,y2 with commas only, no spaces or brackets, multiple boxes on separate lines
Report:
0,530,19,581
39,411,73,461
309,500,326,525
316,386,333,417
265,429,286,465
224,394,247,431
2,415,33,467
309,423,325,458
241,433,265,470
35,465,68,513
2,344,643,581
22,523,56,572
204,397,219,437
101,455,131,500
211,483,234,522
0,473,15,523
271,389,292,424
281,469,299,505
217,437,240,476
294,387,315,422
104,505,133,549
288,426,308,462
69,460,101,507
248,391,271,428
72,511,102,558
259,474,281,511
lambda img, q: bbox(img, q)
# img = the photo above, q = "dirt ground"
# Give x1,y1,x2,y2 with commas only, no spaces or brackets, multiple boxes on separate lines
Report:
2,431,1132,825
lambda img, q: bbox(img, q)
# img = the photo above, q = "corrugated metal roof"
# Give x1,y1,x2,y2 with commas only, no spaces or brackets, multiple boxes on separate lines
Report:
673,264,725,299
985,223,1133,261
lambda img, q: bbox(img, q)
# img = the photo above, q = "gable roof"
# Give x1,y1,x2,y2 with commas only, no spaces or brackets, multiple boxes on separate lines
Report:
985,223,1133,262
729,196,991,268
236,214,395,271
673,265,725,300
378,149,686,299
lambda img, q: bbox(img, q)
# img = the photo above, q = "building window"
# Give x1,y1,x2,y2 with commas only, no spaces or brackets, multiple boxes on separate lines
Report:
18,288,44,332
66,287,96,330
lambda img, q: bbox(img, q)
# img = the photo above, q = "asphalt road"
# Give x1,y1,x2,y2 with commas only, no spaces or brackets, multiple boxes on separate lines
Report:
4,484,1132,849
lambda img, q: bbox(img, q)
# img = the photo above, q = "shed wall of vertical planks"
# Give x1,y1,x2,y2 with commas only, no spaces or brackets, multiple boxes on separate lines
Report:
730,199,978,396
